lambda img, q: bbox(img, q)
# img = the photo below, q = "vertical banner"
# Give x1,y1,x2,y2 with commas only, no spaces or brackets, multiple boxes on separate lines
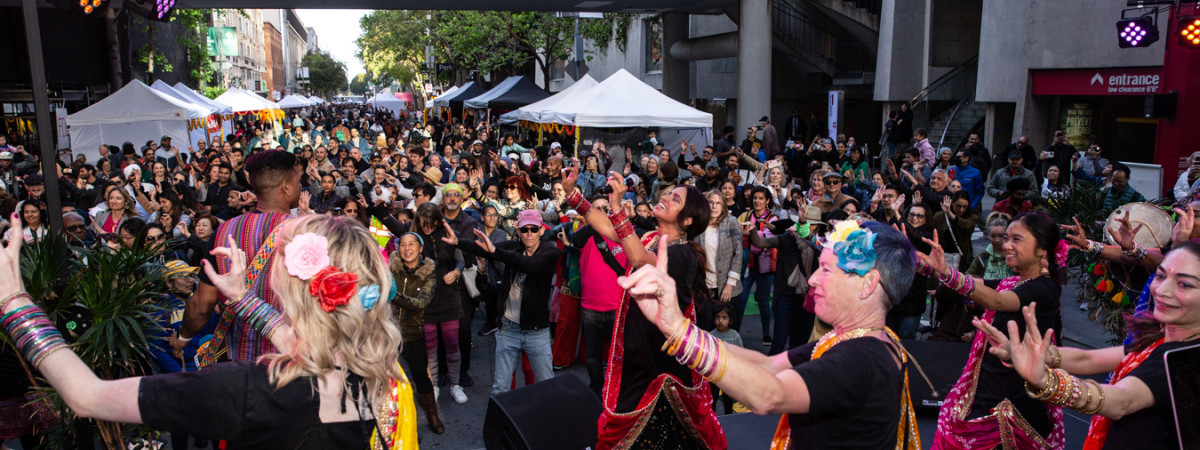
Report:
827,90,844,140
54,107,69,149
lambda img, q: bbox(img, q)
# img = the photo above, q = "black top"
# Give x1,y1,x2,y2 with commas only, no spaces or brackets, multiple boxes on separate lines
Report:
970,276,1062,436
139,361,376,449
785,337,904,450
1104,340,1191,450
616,244,699,413
459,239,562,330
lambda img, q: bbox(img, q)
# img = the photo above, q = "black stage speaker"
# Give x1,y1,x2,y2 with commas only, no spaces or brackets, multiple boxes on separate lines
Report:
483,374,602,450
902,340,971,411
1145,92,1178,120
718,413,782,450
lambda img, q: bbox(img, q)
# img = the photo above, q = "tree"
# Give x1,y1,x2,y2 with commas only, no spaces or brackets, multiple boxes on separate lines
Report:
356,10,431,87
302,50,348,97
348,73,369,96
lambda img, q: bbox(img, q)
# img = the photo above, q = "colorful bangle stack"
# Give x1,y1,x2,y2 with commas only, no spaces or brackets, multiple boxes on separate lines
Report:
229,293,284,340
940,267,976,297
662,319,728,383
1,302,68,367
1025,367,1106,414
608,210,635,241
1085,240,1104,257
0,292,30,313
915,258,935,277
1121,243,1147,261
564,190,592,216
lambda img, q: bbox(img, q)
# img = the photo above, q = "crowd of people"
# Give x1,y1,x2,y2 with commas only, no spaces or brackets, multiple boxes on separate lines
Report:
0,100,1195,450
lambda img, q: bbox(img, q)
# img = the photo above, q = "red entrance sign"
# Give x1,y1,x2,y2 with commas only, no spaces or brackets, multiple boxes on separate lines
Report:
1032,67,1164,96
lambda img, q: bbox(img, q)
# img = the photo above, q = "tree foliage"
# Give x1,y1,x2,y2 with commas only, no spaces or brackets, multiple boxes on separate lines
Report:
357,11,633,91
302,50,348,97
348,73,370,96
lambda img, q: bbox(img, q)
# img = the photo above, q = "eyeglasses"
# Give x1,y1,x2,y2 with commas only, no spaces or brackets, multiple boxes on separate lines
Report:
909,213,926,219
519,226,540,234
484,213,499,218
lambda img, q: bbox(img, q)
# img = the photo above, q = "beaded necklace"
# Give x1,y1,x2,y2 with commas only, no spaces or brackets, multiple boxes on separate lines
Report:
811,326,884,359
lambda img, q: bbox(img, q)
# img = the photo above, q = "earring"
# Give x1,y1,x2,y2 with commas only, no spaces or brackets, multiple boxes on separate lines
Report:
1040,257,1050,275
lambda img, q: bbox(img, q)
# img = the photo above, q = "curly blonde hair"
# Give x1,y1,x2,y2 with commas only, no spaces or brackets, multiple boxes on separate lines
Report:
263,215,403,405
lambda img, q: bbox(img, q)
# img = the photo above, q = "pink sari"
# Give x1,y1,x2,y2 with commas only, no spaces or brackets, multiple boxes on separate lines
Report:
932,276,1065,450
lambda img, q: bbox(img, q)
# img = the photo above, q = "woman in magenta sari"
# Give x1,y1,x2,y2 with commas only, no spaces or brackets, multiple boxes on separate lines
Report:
917,212,1066,449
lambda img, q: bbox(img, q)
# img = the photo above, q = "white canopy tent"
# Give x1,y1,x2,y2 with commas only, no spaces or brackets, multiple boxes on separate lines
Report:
277,94,313,109
501,74,599,125
308,96,324,104
368,90,407,115
214,88,281,113
68,80,210,164
172,83,234,144
150,80,218,146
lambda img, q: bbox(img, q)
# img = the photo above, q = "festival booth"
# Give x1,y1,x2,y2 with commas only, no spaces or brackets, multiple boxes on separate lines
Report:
149,80,221,147
368,90,407,116
171,82,235,143
277,94,313,109
67,80,213,164
423,85,459,123
431,82,487,123
464,76,550,125
214,88,285,136
510,70,712,161
308,96,325,104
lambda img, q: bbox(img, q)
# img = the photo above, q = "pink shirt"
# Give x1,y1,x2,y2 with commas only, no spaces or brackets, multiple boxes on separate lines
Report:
578,232,628,312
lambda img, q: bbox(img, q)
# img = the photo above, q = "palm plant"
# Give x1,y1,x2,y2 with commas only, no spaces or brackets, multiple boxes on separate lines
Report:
5,233,171,449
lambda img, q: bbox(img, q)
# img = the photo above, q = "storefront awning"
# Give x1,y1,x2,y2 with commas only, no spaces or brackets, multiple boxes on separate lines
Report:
1032,67,1164,96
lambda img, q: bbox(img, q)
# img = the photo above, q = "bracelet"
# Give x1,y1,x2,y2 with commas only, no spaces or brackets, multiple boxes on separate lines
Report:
1049,345,1062,369
1085,240,1104,257
174,330,193,343
229,293,284,340
608,210,635,241
2,304,68,368
564,190,591,216
0,292,31,314
940,267,976,297
1025,367,1058,400
1081,379,1105,414
661,318,690,352
1121,243,1147,261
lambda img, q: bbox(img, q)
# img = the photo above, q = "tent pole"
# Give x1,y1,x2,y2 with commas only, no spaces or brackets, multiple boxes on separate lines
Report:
574,127,580,158
538,127,543,146
22,0,63,234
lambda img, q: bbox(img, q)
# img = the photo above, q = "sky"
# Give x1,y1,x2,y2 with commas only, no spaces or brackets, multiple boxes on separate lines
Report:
295,9,370,79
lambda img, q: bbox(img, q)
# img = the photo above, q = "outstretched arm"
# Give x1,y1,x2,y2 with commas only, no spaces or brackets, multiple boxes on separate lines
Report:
560,162,654,267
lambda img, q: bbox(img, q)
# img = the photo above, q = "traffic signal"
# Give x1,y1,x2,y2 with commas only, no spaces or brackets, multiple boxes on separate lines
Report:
1117,15,1160,48
1179,16,1200,47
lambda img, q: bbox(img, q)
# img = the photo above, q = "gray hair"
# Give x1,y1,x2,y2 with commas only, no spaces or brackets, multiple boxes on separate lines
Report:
861,221,916,308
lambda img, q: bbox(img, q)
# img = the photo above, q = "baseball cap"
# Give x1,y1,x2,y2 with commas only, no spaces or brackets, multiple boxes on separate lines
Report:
549,142,562,149
0,152,11,160
516,209,543,228
164,260,199,279
705,160,719,170
160,135,172,142
1008,150,1023,159
625,174,641,187
821,171,843,180
23,174,44,185
759,116,770,122
471,140,483,147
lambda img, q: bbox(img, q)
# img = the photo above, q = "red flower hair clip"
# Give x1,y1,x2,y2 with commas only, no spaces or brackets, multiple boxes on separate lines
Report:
308,266,359,312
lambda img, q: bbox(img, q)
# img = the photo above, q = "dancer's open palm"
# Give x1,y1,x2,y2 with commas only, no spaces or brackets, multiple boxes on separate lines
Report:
202,234,249,302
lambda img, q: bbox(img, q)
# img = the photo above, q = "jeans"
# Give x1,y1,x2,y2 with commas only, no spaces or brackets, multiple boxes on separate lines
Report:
493,318,554,394
769,293,815,355
736,270,774,336
581,308,616,396
886,313,922,340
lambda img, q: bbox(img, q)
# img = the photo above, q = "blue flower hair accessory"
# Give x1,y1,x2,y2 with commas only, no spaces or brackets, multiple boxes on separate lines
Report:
360,284,381,311
825,221,878,276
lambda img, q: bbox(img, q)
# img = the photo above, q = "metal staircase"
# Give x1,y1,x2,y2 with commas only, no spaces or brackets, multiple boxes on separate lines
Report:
770,0,875,82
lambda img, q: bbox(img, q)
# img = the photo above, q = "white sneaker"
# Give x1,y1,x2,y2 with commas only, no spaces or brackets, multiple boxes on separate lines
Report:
450,384,468,404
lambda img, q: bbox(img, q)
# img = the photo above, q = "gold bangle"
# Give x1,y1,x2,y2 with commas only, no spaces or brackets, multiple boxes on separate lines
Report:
708,341,729,383
1085,379,1106,414
1025,367,1057,400
0,292,30,314
1050,345,1062,369
1078,378,1094,412
661,318,690,352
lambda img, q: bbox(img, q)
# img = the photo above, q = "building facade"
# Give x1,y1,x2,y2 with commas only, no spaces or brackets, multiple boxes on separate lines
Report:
212,9,267,93
263,9,309,95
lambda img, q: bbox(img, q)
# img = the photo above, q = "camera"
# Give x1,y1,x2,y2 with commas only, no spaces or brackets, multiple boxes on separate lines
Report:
596,185,614,195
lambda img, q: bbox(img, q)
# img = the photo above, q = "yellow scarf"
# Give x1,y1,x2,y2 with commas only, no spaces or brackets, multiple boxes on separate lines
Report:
370,364,419,450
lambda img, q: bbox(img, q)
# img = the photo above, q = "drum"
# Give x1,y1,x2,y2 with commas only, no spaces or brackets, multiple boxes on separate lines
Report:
1103,202,1173,249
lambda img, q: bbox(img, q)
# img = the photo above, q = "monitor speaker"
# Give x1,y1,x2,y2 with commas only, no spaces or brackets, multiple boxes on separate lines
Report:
483,374,602,450
902,340,971,410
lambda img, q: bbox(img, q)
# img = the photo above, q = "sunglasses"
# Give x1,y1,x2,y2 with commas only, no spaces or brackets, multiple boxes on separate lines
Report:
826,179,841,184
505,185,518,190
909,213,926,219
519,226,540,234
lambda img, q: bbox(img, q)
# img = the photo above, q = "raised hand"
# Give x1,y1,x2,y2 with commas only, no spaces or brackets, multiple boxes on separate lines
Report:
561,160,580,195
618,236,685,336
299,191,312,214
607,171,627,205
0,212,26,301
916,230,949,277
201,234,248,302
972,315,1013,362
1063,217,1090,250
1107,210,1142,251
1172,204,1195,244
473,229,495,253
890,193,906,212
913,189,923,205
440,219,458,246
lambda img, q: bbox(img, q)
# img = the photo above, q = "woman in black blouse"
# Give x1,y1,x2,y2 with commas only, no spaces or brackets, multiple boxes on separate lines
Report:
982,241,1200,449
923,211,1065,449
0,215,414,449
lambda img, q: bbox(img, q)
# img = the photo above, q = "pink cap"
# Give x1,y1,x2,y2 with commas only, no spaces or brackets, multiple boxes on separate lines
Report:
516,209,543,228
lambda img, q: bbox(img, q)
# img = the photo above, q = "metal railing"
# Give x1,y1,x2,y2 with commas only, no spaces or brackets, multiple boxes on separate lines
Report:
772,0,874,76
907,55,979,109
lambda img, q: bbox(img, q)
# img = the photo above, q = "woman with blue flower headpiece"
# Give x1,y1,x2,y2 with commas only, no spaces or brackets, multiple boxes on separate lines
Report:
621,218,924,450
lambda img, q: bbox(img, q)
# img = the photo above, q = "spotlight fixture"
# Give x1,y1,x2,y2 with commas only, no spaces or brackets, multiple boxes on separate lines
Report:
78,0,105,14
1179,16,1200,48
124,0,176,22
1117,14,1159,48
47,0,108,15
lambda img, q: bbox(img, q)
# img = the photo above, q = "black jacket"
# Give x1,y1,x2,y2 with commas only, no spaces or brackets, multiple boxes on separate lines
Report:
460,239,561,330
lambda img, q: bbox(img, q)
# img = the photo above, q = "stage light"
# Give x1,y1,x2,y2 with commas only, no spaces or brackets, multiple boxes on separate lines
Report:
124,0,175,22
1117,15,1160,48
1180,16,1200,48
78,0,104,14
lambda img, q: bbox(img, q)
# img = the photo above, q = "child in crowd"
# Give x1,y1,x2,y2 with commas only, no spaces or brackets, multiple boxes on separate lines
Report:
709,303,742,414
